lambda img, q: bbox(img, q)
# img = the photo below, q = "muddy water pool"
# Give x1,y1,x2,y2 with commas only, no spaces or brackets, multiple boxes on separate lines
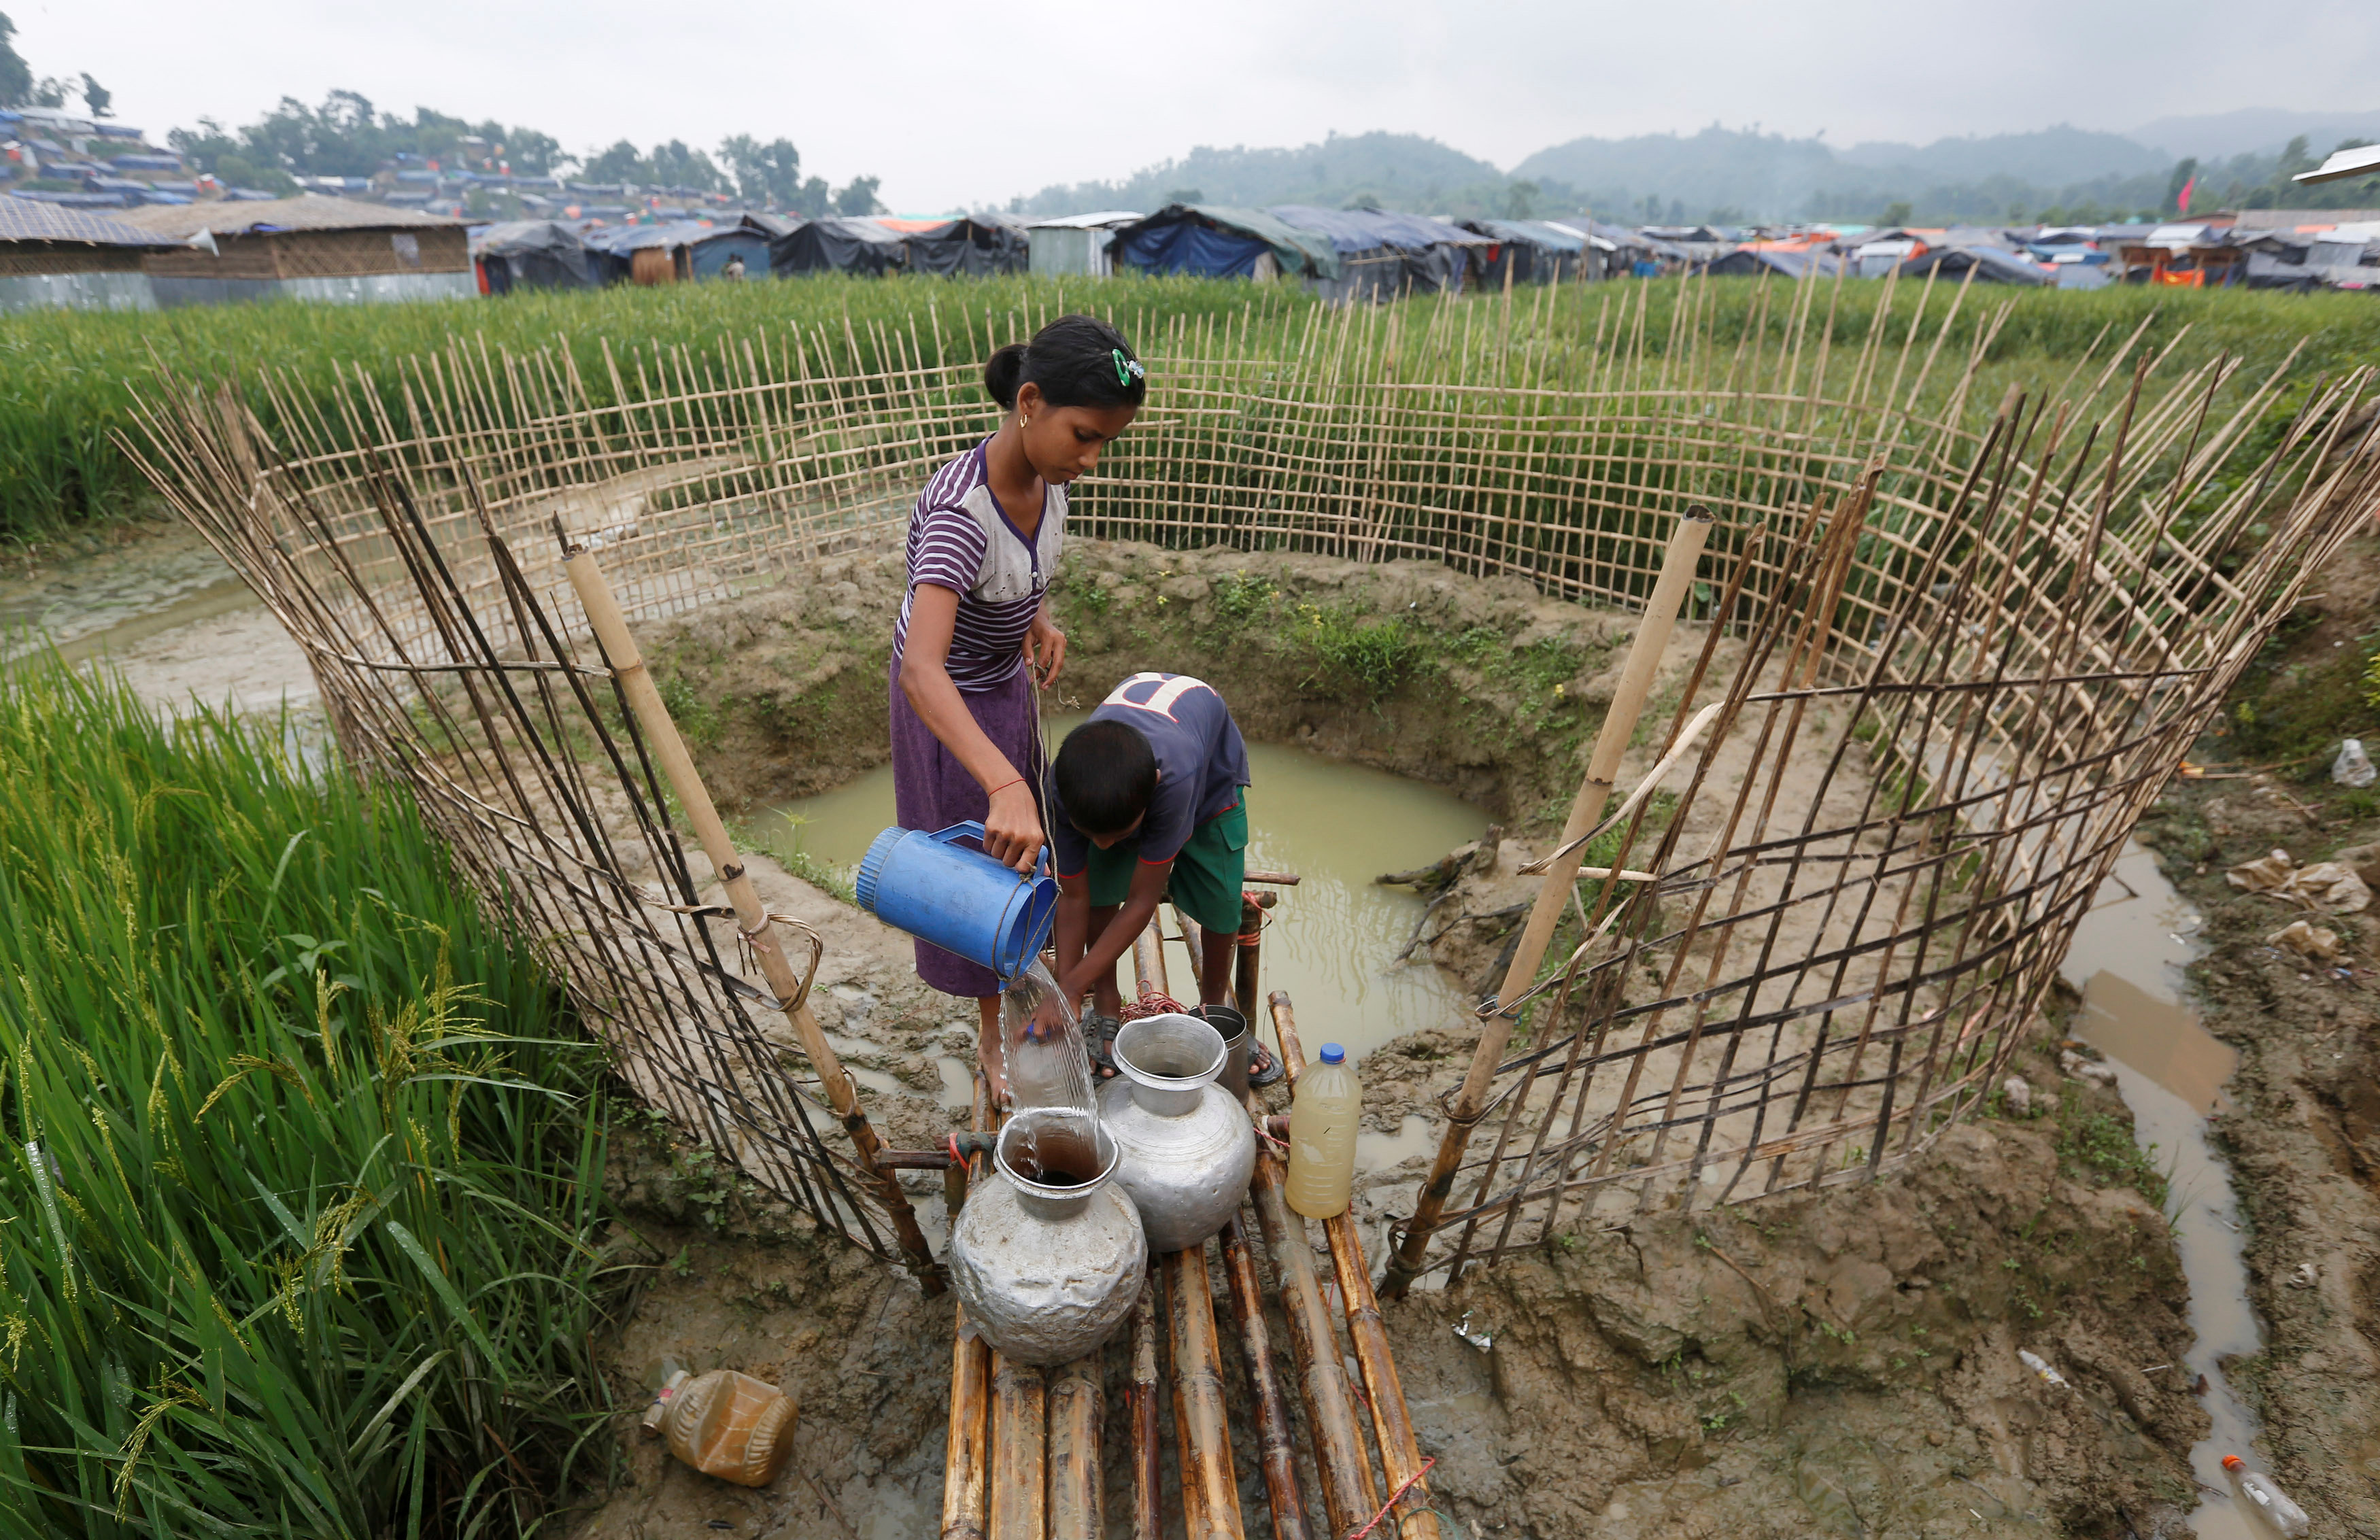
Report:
770,719,1489,1063
2062,841,2266,1538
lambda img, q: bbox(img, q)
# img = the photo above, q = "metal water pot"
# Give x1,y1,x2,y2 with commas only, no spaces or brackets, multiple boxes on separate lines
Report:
1098,1014,1257,1253
947,1112,1146,1367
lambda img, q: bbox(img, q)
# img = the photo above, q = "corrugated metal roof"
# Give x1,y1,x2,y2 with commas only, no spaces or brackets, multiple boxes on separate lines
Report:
115,194,466,238
0,196,175,247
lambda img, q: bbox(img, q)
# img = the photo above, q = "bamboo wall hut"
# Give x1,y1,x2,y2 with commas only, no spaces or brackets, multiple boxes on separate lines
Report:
118,194,472,307
583,216,779,286
0,198,171,312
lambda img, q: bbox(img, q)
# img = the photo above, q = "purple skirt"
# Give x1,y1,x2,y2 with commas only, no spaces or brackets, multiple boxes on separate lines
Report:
888,660,1045,998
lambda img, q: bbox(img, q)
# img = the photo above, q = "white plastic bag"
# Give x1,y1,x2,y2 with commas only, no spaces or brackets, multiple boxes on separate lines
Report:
2332,738,2377,789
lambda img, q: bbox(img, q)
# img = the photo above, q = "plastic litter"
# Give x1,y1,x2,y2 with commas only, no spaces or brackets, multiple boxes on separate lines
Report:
1452,1310,1495,1352
2222,1455,2309,1537
2017,1348,2069,1389
643,1366,798,1488
2000,1076,2033,1117
2266,919,2345,965
2332,738,2377,789
2225,848,2373,915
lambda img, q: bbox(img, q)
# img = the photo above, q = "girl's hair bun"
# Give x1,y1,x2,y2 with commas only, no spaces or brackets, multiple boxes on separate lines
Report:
984,315,1146,413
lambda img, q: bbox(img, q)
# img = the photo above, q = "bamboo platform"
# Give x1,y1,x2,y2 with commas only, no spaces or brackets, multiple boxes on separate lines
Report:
941,899,1440,1540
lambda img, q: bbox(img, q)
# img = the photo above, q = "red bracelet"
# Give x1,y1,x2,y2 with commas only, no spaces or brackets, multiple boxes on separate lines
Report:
987,776,1024,798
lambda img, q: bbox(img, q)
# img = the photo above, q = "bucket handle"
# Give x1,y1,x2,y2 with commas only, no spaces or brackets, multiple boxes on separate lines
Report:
929,821,1050,879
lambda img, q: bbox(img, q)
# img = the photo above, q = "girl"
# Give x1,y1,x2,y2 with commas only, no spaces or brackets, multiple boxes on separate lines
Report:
890,313,1146,1095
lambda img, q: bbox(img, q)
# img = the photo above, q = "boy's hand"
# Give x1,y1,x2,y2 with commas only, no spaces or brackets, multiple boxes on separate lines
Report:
1024,612,1068,687
1026,992,1068,1042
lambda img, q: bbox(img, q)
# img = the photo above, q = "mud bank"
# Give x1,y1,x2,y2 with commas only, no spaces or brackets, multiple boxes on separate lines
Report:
643,538,1705,831
2128,532,2380,1535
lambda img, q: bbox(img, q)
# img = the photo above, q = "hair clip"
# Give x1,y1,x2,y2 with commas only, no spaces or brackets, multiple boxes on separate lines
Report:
1112,349,1146,386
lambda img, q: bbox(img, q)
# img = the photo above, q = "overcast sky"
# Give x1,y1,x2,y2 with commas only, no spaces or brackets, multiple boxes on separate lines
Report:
14,0,2380,209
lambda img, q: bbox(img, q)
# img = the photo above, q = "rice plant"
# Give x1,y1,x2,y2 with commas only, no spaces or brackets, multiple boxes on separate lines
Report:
7,271,2379,541
0,652,609,1538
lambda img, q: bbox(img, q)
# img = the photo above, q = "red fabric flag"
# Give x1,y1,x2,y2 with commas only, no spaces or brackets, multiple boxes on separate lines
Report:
2177,175,2197,213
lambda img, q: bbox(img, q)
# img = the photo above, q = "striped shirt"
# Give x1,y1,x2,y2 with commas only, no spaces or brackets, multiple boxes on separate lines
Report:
893,441,1066,691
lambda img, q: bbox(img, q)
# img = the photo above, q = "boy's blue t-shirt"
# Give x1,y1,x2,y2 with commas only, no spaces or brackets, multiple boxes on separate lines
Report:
1049,673,1251,875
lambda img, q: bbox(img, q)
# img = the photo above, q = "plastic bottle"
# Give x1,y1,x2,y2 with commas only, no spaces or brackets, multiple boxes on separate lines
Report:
658,1369,799,1488
2222,1455,2309,1537
1286,1043,1359,1219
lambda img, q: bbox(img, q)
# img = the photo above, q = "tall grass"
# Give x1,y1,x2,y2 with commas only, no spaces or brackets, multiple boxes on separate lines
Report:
7,271,2379,541
0,654,609,1537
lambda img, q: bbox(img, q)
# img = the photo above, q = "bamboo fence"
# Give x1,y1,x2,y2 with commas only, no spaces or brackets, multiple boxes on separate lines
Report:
125,273,2380,1280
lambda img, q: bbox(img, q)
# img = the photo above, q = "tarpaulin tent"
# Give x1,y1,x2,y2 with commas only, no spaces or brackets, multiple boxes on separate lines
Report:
471,220,596,293
1461,218,1596,286
770,216,906,277
902,215,1030,277
1897,245,2050,286
1268,206,1489,300
1701,247,1843,279
584,216,775,284
1109,205,1339,281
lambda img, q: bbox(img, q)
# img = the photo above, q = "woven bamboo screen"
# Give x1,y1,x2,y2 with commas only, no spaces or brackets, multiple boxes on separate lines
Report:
127,277,2380,1271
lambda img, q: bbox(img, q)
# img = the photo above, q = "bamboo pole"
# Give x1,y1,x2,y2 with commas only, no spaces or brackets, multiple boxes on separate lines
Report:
562,543,939,1283
1383,508,1713,1297
943,1077,993,1540
1219,1216,1310,1540
1047,1352,1104,1540
1166,1245,1246,1539
1233,893,1263,1027
1128,1282,1163,1540
989,1354,1048,1540
1270,993,1442,1540
1244,1111,1376,1536
1133,910,1172,1002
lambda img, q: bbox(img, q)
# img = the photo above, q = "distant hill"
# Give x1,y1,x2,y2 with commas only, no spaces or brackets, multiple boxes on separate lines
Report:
1002,114,2380,227
1007,132,1506,219
2128,107,2380,161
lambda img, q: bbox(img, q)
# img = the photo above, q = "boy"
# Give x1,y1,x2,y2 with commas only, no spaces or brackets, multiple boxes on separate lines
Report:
1044,672,1281,1082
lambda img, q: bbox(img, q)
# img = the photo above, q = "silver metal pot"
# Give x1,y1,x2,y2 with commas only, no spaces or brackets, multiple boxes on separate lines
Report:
947,1112,1146,1367
1202,1003,1252,1101
1098,1013,1257,1253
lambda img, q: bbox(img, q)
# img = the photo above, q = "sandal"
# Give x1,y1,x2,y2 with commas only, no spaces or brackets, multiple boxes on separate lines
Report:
1246,1040,1287,1089
1083,1012,1123,1078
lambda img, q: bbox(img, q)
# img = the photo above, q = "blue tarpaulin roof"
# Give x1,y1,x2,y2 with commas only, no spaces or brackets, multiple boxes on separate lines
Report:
1111,205,1341,279
1464,218,1586,252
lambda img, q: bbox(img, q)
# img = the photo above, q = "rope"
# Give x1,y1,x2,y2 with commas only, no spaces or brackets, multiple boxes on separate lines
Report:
1348,1456,1438,1538
1119,987,1191,1021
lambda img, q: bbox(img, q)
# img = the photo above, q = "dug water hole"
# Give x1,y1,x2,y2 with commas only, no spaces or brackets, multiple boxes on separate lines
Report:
771,721,1489,1060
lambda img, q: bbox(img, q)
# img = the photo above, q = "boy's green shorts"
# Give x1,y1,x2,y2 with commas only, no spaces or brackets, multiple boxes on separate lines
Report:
1085,798,1248,936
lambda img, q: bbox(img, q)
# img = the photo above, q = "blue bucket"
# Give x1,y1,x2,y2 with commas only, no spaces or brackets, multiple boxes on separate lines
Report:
855,822,1057,981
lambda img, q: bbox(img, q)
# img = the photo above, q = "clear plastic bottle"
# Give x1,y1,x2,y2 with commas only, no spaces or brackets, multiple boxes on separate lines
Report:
1286,1043,1359,1219
660,1369,799,1488
2222,1455,2309,1537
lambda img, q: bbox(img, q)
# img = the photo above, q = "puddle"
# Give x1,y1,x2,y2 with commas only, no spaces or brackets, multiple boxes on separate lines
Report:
2060,841,2263,1539
770,719,1489,1062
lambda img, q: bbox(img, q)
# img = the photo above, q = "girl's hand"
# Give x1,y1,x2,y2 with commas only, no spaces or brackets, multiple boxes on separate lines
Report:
983,778,1045,874
1024,611,1067,687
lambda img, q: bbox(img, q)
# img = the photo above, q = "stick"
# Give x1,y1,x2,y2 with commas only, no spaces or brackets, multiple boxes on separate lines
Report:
1219,1215,1311,1540
1134,910,1173,1002
562,543,938,1284
988,1354,1047,1540
1047,1352,1104,1540
1129,1282,1163,1540
1270,993,1442,1540
1384,509,1713,1297
1166,1245,1247,1539
942,1077,993,1540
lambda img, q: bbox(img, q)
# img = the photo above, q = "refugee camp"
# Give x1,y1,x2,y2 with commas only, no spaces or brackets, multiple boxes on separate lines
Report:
4,4,2380,1538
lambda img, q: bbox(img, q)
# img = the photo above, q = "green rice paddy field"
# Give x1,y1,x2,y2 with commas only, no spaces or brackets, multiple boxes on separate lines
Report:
3,274,2377,541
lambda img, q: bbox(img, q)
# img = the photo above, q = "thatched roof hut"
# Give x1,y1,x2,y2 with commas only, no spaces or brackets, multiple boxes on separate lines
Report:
0,198,173,312
116,195,473,307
